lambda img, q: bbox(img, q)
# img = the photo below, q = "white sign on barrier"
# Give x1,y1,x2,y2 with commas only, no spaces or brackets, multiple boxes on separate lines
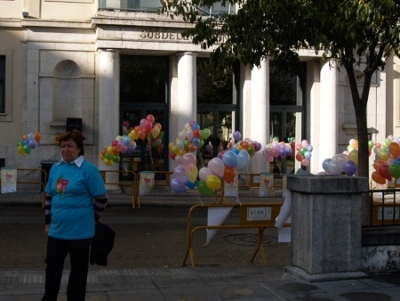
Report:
377,207,399,220
247,207,272,221
1,168,17,193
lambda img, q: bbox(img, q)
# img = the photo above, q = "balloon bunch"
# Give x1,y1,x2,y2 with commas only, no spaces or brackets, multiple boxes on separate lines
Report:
17,132,42,157
168,121,211,162
262,137,293,162
320,138,370,176
322,153,357,176
371,135,400,184
127,115,164,153
170,152,199,193
100,134,137,166
171,154,224,195
216,132,262,183
295,139,313,167
225,132,262,157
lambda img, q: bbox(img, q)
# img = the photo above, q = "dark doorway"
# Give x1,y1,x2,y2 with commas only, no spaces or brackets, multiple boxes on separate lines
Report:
120,55,169,178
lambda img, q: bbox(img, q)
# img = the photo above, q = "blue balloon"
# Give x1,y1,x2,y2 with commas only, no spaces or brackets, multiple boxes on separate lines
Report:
222,151,238,167
186,180,198,189
322,158,332,172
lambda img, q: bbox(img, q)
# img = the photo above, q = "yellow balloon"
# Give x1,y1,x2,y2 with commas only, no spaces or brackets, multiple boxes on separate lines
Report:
206,175,221,190
128,131,138,140
151,126,160,138
348,150,358,164
17,146,26,157
103,159,112,166
188,166,198,183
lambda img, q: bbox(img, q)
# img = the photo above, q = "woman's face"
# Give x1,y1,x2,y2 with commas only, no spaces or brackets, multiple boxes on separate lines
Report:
60,139,81,163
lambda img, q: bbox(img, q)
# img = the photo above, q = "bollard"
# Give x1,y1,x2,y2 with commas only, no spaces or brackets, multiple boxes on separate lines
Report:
286,175,369,281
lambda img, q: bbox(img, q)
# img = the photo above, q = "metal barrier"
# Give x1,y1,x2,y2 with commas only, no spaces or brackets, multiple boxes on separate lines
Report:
100,170,137,207
183,202,290,267
0,168,47,206
369,188,400,226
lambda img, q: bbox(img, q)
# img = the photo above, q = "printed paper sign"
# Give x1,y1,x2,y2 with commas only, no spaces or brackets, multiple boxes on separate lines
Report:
139,171,154,195
224,175,238,197
259,173,273,196
1,168,17,193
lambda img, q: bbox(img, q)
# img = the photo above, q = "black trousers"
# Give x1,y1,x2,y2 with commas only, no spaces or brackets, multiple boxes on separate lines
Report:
42,236,91,301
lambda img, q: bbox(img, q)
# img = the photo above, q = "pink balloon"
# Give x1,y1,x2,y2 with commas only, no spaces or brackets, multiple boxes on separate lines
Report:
181,153,197,170
208,158,225,177
199,167,213,181
301,158,310,166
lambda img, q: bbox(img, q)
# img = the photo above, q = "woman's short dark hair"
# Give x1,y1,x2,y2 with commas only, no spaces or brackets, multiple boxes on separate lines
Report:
57,130,85,156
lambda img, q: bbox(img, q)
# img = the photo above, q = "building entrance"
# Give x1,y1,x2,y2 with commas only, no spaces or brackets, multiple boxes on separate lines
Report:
120,106,168,174
197,105,238,168
269,62,306,175
119,55,169,177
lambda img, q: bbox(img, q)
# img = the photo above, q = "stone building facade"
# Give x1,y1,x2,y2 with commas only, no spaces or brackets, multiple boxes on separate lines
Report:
0,0,397,182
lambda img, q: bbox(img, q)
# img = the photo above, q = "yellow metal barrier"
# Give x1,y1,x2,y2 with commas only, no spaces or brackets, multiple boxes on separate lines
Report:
0,168,47,206
100,170,136,207
183,202,290,267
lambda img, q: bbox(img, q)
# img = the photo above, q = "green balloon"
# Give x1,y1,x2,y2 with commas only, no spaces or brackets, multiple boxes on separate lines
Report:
197,180,214,195
389,163,400,179
202,128,211,140
23,145,31,154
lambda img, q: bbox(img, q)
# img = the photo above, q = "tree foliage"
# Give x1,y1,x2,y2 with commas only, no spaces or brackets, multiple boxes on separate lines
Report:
162,0,400,177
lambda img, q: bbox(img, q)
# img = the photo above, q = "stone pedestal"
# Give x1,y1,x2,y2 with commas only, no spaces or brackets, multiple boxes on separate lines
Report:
287,175,369,281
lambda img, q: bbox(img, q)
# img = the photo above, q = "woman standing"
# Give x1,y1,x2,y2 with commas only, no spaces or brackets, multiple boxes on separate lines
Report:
42,130,108,301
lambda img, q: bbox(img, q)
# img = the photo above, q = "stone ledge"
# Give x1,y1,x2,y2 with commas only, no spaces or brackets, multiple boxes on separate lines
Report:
287,175,369,194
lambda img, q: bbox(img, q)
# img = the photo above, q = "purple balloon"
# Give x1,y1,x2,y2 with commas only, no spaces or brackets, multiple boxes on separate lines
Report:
233,131,241,141
343,160,357,176
170,178,186,193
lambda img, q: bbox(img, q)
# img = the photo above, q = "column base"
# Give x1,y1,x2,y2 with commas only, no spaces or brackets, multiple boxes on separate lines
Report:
285,266,369,282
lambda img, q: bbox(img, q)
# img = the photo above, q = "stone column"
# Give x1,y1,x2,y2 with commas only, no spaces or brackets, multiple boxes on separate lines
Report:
287,175,369,281
169,52,196,170
98,49,120,189
319,60,338,160
176,52,196,130
249,60,269,174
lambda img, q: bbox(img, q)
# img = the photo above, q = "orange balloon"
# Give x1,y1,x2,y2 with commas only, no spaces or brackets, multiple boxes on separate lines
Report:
137,130,145,140
111,146,119,155
223,166,236,183
188,143,196,153
295,152,303,162
372,171,386,185
34,132,42,142
373,159,387,171
389,142,400,158
240,141,249,149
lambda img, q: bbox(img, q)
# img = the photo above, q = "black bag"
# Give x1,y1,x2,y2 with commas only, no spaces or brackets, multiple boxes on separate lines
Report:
90,223,115,266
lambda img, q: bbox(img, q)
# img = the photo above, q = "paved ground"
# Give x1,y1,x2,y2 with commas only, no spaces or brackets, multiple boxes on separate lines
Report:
0,191,400,300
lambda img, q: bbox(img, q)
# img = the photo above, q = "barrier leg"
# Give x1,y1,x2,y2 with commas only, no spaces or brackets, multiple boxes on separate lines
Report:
250,227,267,265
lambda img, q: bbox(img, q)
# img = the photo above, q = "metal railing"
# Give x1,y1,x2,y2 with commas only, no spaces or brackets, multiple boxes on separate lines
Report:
369,188,400,226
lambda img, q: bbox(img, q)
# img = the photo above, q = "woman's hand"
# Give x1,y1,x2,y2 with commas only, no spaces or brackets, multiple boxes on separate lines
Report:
44,224,49,235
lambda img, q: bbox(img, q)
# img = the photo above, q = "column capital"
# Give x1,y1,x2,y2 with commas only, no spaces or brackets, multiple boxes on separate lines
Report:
98,49,120,53
176,52,198,59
